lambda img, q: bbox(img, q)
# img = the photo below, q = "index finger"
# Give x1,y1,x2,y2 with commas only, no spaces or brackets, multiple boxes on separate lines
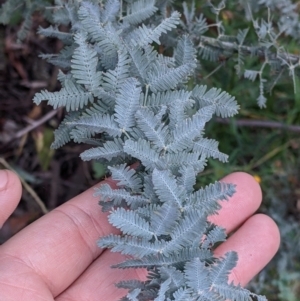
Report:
208,172,263,233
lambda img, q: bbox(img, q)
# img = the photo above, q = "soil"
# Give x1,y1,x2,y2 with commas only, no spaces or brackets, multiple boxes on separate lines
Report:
0,14,99,243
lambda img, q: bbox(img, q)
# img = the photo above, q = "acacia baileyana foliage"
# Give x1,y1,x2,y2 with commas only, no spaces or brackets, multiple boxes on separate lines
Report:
32,1,266,300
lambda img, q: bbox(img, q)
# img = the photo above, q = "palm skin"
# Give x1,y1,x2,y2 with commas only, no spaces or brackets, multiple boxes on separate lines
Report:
0,170,280,300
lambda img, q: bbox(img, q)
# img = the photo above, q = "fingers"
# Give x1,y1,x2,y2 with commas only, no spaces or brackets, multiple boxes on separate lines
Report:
0,170,22,228
56,251,148,301
210,172,280,287
208,172,263,233
0,170,279,300
0,177,119,297
214,214,280,286
55,172,272,300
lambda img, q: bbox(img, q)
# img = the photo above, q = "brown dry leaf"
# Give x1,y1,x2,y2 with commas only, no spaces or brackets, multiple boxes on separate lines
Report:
20,80,48,89
0,212,38,243
297,199,300,212
221,10,234,21
27,105,42,120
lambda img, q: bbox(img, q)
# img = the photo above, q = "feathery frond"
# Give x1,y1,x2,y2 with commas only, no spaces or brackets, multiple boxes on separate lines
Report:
102,48,131,94
94,183,149,208
113,247,213,269
124,139,161,170
167,114,209,152
80,138,125,161
152,168,185,207
108,164,142,191
130,11,181,47
174,35,197,68
71,31,102,91
38,25,73,44
108,207,154,239
114,78,141,131
51,111,81,149
193,138,228,163
122,0,158,25
162,209,207,255
98,234,164,257
67,113,122,137
33,79,93,111
28,1,268,300
135,108,169,150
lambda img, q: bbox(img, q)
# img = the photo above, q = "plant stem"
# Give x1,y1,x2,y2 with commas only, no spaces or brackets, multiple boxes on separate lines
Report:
198,36,300,65
215,117,300,133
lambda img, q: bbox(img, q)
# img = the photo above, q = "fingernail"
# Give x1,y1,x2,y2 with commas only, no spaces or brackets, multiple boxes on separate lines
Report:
0,170,8,191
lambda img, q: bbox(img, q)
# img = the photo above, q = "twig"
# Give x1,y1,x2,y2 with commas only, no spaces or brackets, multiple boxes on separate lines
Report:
0,158,49,214
199,36,300,65
215,117,300,133
249,140,291,169
7,109,58,143
203,61,225,80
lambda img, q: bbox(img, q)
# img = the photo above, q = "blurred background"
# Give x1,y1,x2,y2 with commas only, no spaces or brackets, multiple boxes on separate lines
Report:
0,0,299,299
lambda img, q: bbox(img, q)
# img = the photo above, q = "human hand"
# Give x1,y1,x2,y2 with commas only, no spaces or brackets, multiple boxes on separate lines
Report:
0,169,280,301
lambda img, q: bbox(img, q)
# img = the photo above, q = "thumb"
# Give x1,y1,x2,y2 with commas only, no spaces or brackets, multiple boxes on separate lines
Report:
0,170,22,228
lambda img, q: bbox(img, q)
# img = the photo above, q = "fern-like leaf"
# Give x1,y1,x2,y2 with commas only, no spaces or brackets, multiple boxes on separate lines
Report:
67,113,121,137
124,139,161,171
201,225,227,249
94,183,149,208
33,79,93,111
101,0,120,23
71,31,102,91
127,45,156,84
114,78,141,131
148,62,195,93
154,278,171,301
184,257,211,293
98,234,164,257
122,0,158,25
214,282,264,301
210,252,237,286
108,207,154,239
108,164,142,191
149,201,180,236
135,107,169,150
152,168,185,208
38,25,73,44
113,247,213,269
187,181,236,215
168,91,193,130
244,69,260,82
162,210,207,255
130,11,181,46
171,287,193,301
192,85,239,118
80,138,125,161
167,114,210,152
78,2,120,69
51,111,81,149
178,165,197,194
102,48,131,94
193,138,228,163
174,35,197,68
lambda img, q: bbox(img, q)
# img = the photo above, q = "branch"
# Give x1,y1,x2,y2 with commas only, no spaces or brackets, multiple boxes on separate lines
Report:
215,117,300,133
6,109,58,143
199,36,300,65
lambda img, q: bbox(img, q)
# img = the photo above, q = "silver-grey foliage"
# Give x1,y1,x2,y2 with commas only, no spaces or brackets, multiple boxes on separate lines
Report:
32,0,266,300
